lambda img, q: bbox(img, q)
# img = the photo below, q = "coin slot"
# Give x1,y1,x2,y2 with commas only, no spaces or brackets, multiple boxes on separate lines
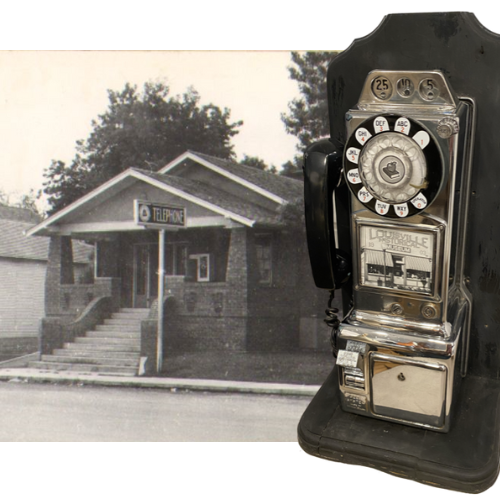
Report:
397,78,415,98
372,76,393,100
419,78,440,101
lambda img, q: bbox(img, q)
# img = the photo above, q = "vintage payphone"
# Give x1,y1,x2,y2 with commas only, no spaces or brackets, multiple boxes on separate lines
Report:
309,70,474,432
299,12,500,493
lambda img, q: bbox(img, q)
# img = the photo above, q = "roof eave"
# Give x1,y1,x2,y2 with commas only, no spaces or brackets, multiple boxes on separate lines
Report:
27,167,260,237
26,168,138,237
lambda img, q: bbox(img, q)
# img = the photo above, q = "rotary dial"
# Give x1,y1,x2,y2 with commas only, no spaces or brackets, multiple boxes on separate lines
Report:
344,114,443,218
359,132,427,204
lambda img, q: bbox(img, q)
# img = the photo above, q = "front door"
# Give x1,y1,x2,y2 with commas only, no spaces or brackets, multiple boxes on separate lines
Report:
133,244,158,308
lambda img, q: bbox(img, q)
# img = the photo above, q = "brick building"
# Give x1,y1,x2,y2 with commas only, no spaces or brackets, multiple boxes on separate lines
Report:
27,151,326,375
0,205,91,361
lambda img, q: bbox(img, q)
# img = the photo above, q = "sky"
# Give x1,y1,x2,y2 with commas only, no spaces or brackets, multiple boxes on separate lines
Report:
0,51,303,204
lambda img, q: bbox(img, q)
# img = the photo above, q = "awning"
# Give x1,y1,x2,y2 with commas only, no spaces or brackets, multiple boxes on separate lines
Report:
365,250,393,267
405,255,433,272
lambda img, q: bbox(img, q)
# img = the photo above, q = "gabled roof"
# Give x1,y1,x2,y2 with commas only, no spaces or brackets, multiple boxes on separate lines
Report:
159,151,303,204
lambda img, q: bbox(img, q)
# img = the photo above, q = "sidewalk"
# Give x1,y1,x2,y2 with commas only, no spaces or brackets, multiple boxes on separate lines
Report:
0,367,321,397
0,350,334,397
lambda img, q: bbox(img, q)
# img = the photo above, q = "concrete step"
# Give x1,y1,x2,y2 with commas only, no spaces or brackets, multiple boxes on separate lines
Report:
42,354,139,367
53,349,139,361
35,307,150,377
96,324,141,332
104,318,143,326
119,308,149,314
64,342,140,353
86,330,140,339
111,312,149,320
74,337,140,347
28,361,137,376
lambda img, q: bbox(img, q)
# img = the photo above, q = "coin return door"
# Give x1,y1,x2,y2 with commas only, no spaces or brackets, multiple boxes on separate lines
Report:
338,343,449,428
370,353,447,428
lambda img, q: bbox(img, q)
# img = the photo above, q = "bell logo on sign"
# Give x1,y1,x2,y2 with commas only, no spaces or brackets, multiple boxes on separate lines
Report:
139,204,152,223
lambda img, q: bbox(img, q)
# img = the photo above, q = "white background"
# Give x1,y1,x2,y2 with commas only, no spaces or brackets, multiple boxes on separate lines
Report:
2,1,500,499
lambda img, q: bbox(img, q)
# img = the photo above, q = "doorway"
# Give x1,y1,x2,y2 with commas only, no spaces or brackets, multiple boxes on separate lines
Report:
133,243,158,308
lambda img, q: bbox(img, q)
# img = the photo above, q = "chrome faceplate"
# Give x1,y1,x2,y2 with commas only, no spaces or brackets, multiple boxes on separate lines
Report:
336,70,474,432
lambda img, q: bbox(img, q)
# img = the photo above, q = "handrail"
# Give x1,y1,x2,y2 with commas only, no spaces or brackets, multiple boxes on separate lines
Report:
65,296,114,344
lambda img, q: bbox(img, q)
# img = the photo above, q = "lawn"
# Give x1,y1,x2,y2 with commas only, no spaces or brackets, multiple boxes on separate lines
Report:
161,350,335,385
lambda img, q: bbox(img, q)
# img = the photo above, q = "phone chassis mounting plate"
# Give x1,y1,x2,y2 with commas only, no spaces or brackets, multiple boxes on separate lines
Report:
298,11,500,493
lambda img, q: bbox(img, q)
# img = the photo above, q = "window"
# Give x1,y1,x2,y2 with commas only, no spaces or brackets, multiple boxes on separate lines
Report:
255,234,273,285
367,264,384,275
166,242,187,276
95,240,117,279
189,254,211,282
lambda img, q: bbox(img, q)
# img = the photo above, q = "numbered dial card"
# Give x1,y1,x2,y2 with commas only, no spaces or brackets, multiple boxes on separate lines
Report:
344,114,443,219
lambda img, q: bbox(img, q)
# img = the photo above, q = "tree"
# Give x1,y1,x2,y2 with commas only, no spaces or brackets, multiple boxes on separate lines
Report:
44,82,242,213
240,154,277,174
0,188,43,217
0,189,10,206
281,51,339,166
279,160,301,179
17,189,43,216
278,195,305,230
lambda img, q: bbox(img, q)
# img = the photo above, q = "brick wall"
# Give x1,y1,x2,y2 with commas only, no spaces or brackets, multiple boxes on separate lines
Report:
41,225,331,356
141,225,331,354
46,236,120,318
246,229,327,351
60,278,121,318
45,236,74,316
147,228,249,353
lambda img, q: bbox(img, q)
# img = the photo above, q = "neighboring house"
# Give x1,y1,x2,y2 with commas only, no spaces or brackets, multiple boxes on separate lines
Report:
0,205,92,361
27,151,328,375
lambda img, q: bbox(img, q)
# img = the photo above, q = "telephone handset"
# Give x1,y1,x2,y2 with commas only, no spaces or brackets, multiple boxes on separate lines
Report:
303,139,350,290
303,70,474,433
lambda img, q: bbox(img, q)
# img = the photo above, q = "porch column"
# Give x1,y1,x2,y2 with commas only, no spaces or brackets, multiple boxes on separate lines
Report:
157,229,166,372
224,227,249,350
45,235,74,316
226,227,248,315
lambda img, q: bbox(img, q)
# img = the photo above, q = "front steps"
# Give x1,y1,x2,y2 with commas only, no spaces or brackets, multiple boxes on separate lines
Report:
30,308,150,376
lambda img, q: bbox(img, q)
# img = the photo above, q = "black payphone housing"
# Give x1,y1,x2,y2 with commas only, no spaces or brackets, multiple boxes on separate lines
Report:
299,12,500,493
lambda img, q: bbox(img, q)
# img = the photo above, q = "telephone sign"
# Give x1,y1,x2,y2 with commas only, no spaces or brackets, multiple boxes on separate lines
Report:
134,200,186,228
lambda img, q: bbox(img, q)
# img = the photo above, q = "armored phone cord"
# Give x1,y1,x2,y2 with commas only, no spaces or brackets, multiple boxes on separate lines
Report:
324,290,340,358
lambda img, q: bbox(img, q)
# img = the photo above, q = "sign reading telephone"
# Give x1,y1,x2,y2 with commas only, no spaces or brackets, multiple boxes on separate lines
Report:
134,199,186,228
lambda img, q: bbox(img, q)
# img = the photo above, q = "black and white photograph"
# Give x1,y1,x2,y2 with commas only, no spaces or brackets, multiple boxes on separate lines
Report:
0,48,339,440
2,2,500,500
359,225,434,293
